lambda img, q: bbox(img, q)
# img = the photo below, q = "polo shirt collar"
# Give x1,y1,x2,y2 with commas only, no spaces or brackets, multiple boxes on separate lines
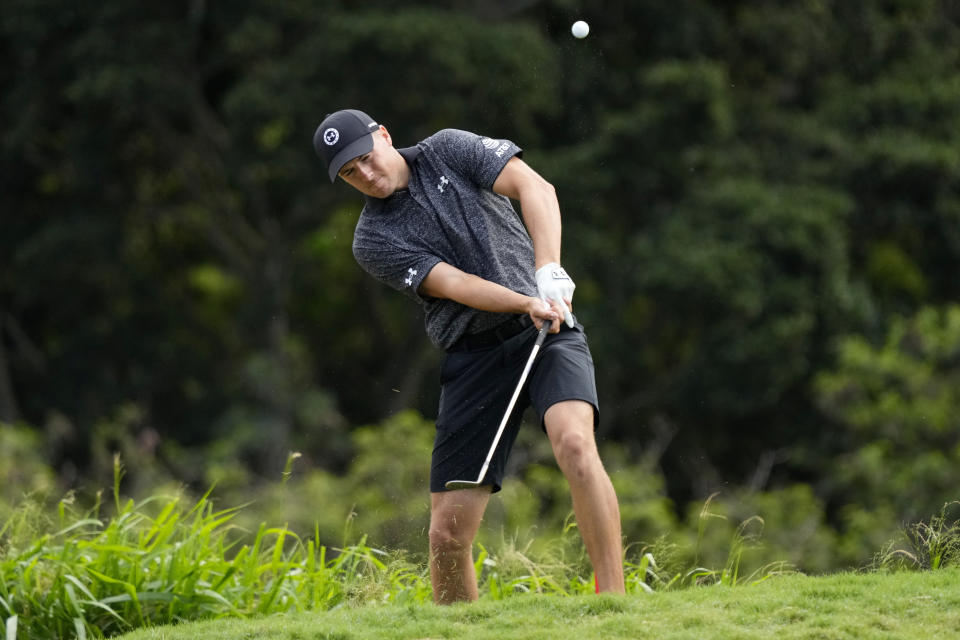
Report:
397,145,421,164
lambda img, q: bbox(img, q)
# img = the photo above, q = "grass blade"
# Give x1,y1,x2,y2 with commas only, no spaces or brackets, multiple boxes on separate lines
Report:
72,616,86,640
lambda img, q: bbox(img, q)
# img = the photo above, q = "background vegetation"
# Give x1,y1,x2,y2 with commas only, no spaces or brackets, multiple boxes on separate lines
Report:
3,0,960,588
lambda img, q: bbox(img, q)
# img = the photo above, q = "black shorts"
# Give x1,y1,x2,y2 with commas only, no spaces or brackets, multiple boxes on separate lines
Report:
431,320,599,493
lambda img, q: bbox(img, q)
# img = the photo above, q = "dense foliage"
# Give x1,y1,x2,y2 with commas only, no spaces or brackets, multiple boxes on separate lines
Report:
3,0,960,573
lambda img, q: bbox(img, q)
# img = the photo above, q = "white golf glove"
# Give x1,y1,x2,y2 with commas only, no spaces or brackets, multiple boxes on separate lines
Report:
535,262,576,328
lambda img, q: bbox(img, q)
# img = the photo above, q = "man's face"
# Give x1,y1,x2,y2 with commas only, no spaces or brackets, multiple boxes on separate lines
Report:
337,128,403,198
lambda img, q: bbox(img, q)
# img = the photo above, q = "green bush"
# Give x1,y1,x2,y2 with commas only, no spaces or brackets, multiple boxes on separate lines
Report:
815,305,960,564
222,410,434,552
672,486,838,575
0,423,56,512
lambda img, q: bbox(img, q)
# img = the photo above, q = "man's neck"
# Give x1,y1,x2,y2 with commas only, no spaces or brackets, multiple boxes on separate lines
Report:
396,158,411,191
395,146,421,192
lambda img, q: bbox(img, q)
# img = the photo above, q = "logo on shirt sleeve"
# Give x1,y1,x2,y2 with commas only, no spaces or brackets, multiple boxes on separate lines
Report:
480,137,511,158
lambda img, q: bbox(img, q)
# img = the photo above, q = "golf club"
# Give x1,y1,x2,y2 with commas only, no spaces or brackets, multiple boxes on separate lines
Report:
445,319,551,490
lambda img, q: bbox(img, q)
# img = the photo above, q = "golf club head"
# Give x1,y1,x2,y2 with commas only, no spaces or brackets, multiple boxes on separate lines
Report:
444,480,484,490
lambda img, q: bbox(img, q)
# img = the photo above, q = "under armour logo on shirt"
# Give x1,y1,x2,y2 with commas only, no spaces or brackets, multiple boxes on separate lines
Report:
437,176,449,193
404,268,418,287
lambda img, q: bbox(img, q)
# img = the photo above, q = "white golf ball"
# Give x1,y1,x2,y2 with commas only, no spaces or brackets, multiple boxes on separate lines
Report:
571,20,590,39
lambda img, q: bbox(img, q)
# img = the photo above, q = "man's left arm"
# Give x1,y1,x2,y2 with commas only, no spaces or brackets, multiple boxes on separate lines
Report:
492,157,576,327
492,157,561,268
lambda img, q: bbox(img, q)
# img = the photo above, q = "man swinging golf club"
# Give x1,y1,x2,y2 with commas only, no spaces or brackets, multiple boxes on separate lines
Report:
314,109,625,603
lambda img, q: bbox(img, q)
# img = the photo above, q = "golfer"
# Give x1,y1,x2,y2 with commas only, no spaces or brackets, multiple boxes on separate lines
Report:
314,109,625,603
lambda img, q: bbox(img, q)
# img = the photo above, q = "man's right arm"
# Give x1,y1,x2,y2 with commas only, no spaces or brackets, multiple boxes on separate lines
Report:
419,262,562,332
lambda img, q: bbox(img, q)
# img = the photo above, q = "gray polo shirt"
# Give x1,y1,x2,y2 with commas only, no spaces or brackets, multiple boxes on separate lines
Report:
352,128,537,349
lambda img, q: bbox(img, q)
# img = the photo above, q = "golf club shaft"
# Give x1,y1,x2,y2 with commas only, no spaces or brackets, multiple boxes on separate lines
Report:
451,321,550,488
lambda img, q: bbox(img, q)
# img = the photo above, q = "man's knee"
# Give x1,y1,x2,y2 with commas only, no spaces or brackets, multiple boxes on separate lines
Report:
429,523,471,557
552,428,597,479
546,403,598,473
429,491,488,556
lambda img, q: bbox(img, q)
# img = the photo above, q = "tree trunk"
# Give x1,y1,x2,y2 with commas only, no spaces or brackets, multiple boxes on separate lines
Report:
0,311,21,423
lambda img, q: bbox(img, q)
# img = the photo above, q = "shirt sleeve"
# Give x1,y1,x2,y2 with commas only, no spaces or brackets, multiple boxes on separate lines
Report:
428,129,522,188
352,223,442,304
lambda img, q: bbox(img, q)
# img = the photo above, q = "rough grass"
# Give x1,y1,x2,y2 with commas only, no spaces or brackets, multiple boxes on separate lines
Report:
116,569,960,640
0,464,800,639
3,460,958,639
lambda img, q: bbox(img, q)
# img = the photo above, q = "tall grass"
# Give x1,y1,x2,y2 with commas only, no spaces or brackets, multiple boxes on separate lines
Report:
873,501,960,571
0,458,431,639
623,494,794,592
0,472,798,640
13,458,952,639
0,469,789,639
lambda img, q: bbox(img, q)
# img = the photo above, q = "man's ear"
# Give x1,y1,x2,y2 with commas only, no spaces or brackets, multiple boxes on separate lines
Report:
377,125,393,147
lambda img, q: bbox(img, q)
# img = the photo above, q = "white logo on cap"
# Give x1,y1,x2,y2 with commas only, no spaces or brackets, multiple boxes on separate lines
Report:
323,128,340,146
481,137,499,150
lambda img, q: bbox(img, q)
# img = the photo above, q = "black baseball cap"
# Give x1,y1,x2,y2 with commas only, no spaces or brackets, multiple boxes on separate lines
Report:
313,109,380,182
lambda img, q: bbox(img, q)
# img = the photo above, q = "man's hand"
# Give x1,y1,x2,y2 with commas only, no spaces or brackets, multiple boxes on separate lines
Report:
535,263,575,328
525,297,562,333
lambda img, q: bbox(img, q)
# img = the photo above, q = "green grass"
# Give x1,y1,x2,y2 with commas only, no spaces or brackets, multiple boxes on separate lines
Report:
2,460,958,639
0,484,432,639
115,569,960,640
0,461,797,639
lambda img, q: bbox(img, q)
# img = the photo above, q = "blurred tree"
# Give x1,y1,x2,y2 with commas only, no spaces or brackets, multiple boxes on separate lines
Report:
529,0,960,505
0,0,563,482
3,0,960,553
815,305,960,563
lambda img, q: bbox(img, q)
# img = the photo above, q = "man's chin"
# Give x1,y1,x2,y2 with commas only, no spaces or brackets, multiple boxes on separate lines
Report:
365,184,394,199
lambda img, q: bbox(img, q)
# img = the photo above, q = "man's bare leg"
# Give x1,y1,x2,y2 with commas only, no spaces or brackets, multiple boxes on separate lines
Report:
429,487,491,604
545,399,625,592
